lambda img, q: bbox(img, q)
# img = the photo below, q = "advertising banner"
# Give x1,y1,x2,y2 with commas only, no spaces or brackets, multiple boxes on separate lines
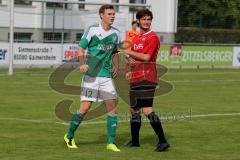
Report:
0,42,9,66
233,47,240,67
1,43,236,67
158,45,233,66
13,43,62,65
62,44,79,62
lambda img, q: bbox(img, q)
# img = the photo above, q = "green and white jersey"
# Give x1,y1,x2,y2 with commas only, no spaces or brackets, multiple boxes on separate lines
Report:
79,23,120,78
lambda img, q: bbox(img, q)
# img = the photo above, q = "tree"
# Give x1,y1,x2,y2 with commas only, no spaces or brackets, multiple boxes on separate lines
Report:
178,0,240,29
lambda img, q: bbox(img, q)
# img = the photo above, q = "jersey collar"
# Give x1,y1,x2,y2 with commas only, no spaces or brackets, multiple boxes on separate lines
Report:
142,30,152,36
99,22,112,32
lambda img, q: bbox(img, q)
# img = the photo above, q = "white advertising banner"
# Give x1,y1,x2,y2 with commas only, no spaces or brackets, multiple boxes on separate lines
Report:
233,47,240,67
13,43,62,65
0,42,9,66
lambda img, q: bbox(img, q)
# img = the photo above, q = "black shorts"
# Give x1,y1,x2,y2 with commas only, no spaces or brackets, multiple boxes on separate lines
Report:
130,81,157,109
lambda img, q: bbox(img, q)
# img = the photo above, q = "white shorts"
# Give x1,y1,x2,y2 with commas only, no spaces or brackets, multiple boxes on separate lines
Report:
80,75,117,102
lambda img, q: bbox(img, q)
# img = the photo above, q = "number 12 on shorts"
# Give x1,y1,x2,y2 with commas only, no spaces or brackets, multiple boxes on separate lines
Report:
85,90,93,98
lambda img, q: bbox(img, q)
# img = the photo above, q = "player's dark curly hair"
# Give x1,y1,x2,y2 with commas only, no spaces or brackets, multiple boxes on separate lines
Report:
132,20,138,25
136,8,153,20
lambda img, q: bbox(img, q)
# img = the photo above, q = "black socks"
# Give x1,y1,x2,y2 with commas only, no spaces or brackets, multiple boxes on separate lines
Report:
147,112,167,143
130,112,141,144
130,111,167,144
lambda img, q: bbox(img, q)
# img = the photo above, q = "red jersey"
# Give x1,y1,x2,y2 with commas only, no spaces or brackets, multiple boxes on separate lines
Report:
129,30,160,84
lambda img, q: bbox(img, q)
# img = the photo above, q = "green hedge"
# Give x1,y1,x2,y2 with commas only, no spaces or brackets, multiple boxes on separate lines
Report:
176,28,240,44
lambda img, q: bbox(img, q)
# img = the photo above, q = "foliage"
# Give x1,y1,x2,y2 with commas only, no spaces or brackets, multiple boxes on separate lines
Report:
178,0,240,29
176,27,240,43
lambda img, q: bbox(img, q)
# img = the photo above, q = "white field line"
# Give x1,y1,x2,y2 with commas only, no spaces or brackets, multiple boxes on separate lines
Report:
165,71,240,75
1,71,240,77
168,79,240,83
1,79,240,85
1,112,240,126
0,117,53,124
0,73,50,76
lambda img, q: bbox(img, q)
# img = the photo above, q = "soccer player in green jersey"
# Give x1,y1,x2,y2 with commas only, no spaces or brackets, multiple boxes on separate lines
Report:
64,4,120,152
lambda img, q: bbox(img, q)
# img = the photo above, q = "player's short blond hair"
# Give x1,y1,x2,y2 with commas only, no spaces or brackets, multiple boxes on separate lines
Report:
99,4,114,15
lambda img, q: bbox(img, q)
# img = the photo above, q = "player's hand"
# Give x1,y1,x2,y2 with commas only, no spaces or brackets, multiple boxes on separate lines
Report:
128,57,136,66
112,66,118,78
80,64,89,73
117,49,125,55
118,49,128,55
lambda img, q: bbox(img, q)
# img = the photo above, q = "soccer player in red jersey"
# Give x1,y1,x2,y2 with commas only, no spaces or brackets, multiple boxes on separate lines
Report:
119,9,170,152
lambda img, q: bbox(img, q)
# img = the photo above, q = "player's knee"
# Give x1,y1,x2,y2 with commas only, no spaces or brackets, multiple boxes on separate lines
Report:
105,102,117,114
142,107,153,116
79,106,91,115
130,110,141,122
130,108,139,113
79,109,88,115
146,112,160,122
107,106,117,114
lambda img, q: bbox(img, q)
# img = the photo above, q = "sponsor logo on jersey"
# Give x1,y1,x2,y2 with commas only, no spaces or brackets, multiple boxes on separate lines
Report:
134,43,144,50
98,43,115,51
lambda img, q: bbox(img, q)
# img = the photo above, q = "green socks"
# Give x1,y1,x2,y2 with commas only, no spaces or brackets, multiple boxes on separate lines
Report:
67,112,84,139
67,113,117,144
107,114,118,144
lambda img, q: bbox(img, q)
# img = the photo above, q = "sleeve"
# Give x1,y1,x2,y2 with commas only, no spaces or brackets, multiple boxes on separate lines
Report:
125,31,129,43
116,31,120,45
79,26,92,49
145,36,160,57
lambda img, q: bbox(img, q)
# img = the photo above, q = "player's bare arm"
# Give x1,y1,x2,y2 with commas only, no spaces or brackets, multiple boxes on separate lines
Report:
78,47,89,73
112,52,119,78
119,49,151,62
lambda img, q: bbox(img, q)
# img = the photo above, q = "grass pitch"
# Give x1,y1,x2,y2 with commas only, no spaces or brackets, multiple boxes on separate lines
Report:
0,68,240,160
